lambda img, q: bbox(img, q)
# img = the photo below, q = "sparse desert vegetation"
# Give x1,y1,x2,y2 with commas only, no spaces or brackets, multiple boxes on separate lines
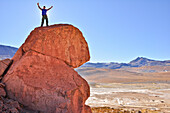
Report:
91,107,160,113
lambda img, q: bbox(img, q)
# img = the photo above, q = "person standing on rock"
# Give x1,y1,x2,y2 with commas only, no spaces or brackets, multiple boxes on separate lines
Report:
37,3,53,27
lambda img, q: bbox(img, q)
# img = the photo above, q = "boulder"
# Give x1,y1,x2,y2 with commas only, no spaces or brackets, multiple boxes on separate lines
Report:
2,24,91,113
0,59,11,78
13,24,90,68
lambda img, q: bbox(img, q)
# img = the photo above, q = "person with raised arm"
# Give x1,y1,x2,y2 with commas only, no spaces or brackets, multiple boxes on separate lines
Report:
37,3,53,27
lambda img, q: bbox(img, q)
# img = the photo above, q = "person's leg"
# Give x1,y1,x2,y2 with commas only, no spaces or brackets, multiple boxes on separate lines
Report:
45,15,49,26
41,16,45,27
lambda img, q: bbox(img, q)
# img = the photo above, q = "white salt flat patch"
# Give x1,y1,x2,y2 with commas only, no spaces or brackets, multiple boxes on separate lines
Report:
86,83,170,111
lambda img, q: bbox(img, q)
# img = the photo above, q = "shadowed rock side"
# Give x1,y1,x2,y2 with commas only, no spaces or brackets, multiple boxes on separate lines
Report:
2,24,91,113
0,59,12,79
0,82,21,113
0,59,22,112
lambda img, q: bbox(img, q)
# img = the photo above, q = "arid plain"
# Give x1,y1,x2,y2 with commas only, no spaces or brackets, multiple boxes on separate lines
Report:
76,66,170,112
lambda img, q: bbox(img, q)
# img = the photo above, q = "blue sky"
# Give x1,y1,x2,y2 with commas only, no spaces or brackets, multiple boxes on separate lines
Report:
1,0,170,63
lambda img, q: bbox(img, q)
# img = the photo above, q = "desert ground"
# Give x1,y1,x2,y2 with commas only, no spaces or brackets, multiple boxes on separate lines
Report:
76,67,170,113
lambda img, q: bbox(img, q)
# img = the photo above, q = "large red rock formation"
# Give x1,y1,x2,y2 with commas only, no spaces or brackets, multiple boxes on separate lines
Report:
2,24,91,113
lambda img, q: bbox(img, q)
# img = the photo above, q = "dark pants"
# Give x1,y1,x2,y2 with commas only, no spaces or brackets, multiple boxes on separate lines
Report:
41,15,48,27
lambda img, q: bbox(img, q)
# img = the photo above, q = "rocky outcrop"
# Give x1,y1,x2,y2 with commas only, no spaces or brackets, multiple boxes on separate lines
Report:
0,83,21,113
2,24,91,113
0,59,11,79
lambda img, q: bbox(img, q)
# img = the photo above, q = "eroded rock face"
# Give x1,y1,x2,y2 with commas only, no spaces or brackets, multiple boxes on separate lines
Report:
2,24,91,113
0,59,11,78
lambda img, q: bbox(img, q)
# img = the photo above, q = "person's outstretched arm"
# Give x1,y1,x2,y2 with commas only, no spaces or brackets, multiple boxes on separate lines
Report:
37,3,42,10
47,6,53,11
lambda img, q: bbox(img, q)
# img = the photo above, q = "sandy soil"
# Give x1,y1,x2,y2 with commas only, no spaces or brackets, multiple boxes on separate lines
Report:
86,83,170,113
77,67,170,84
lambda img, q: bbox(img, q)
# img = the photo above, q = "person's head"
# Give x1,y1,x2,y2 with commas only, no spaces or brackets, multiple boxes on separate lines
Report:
43,6,46,9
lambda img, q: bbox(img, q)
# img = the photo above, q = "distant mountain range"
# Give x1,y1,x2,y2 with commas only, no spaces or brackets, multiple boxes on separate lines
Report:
0,44,170,69
82,57,170,69
0,45,18,60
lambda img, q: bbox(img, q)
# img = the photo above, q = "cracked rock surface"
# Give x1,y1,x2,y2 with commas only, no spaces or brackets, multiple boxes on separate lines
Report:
2,24,91,113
